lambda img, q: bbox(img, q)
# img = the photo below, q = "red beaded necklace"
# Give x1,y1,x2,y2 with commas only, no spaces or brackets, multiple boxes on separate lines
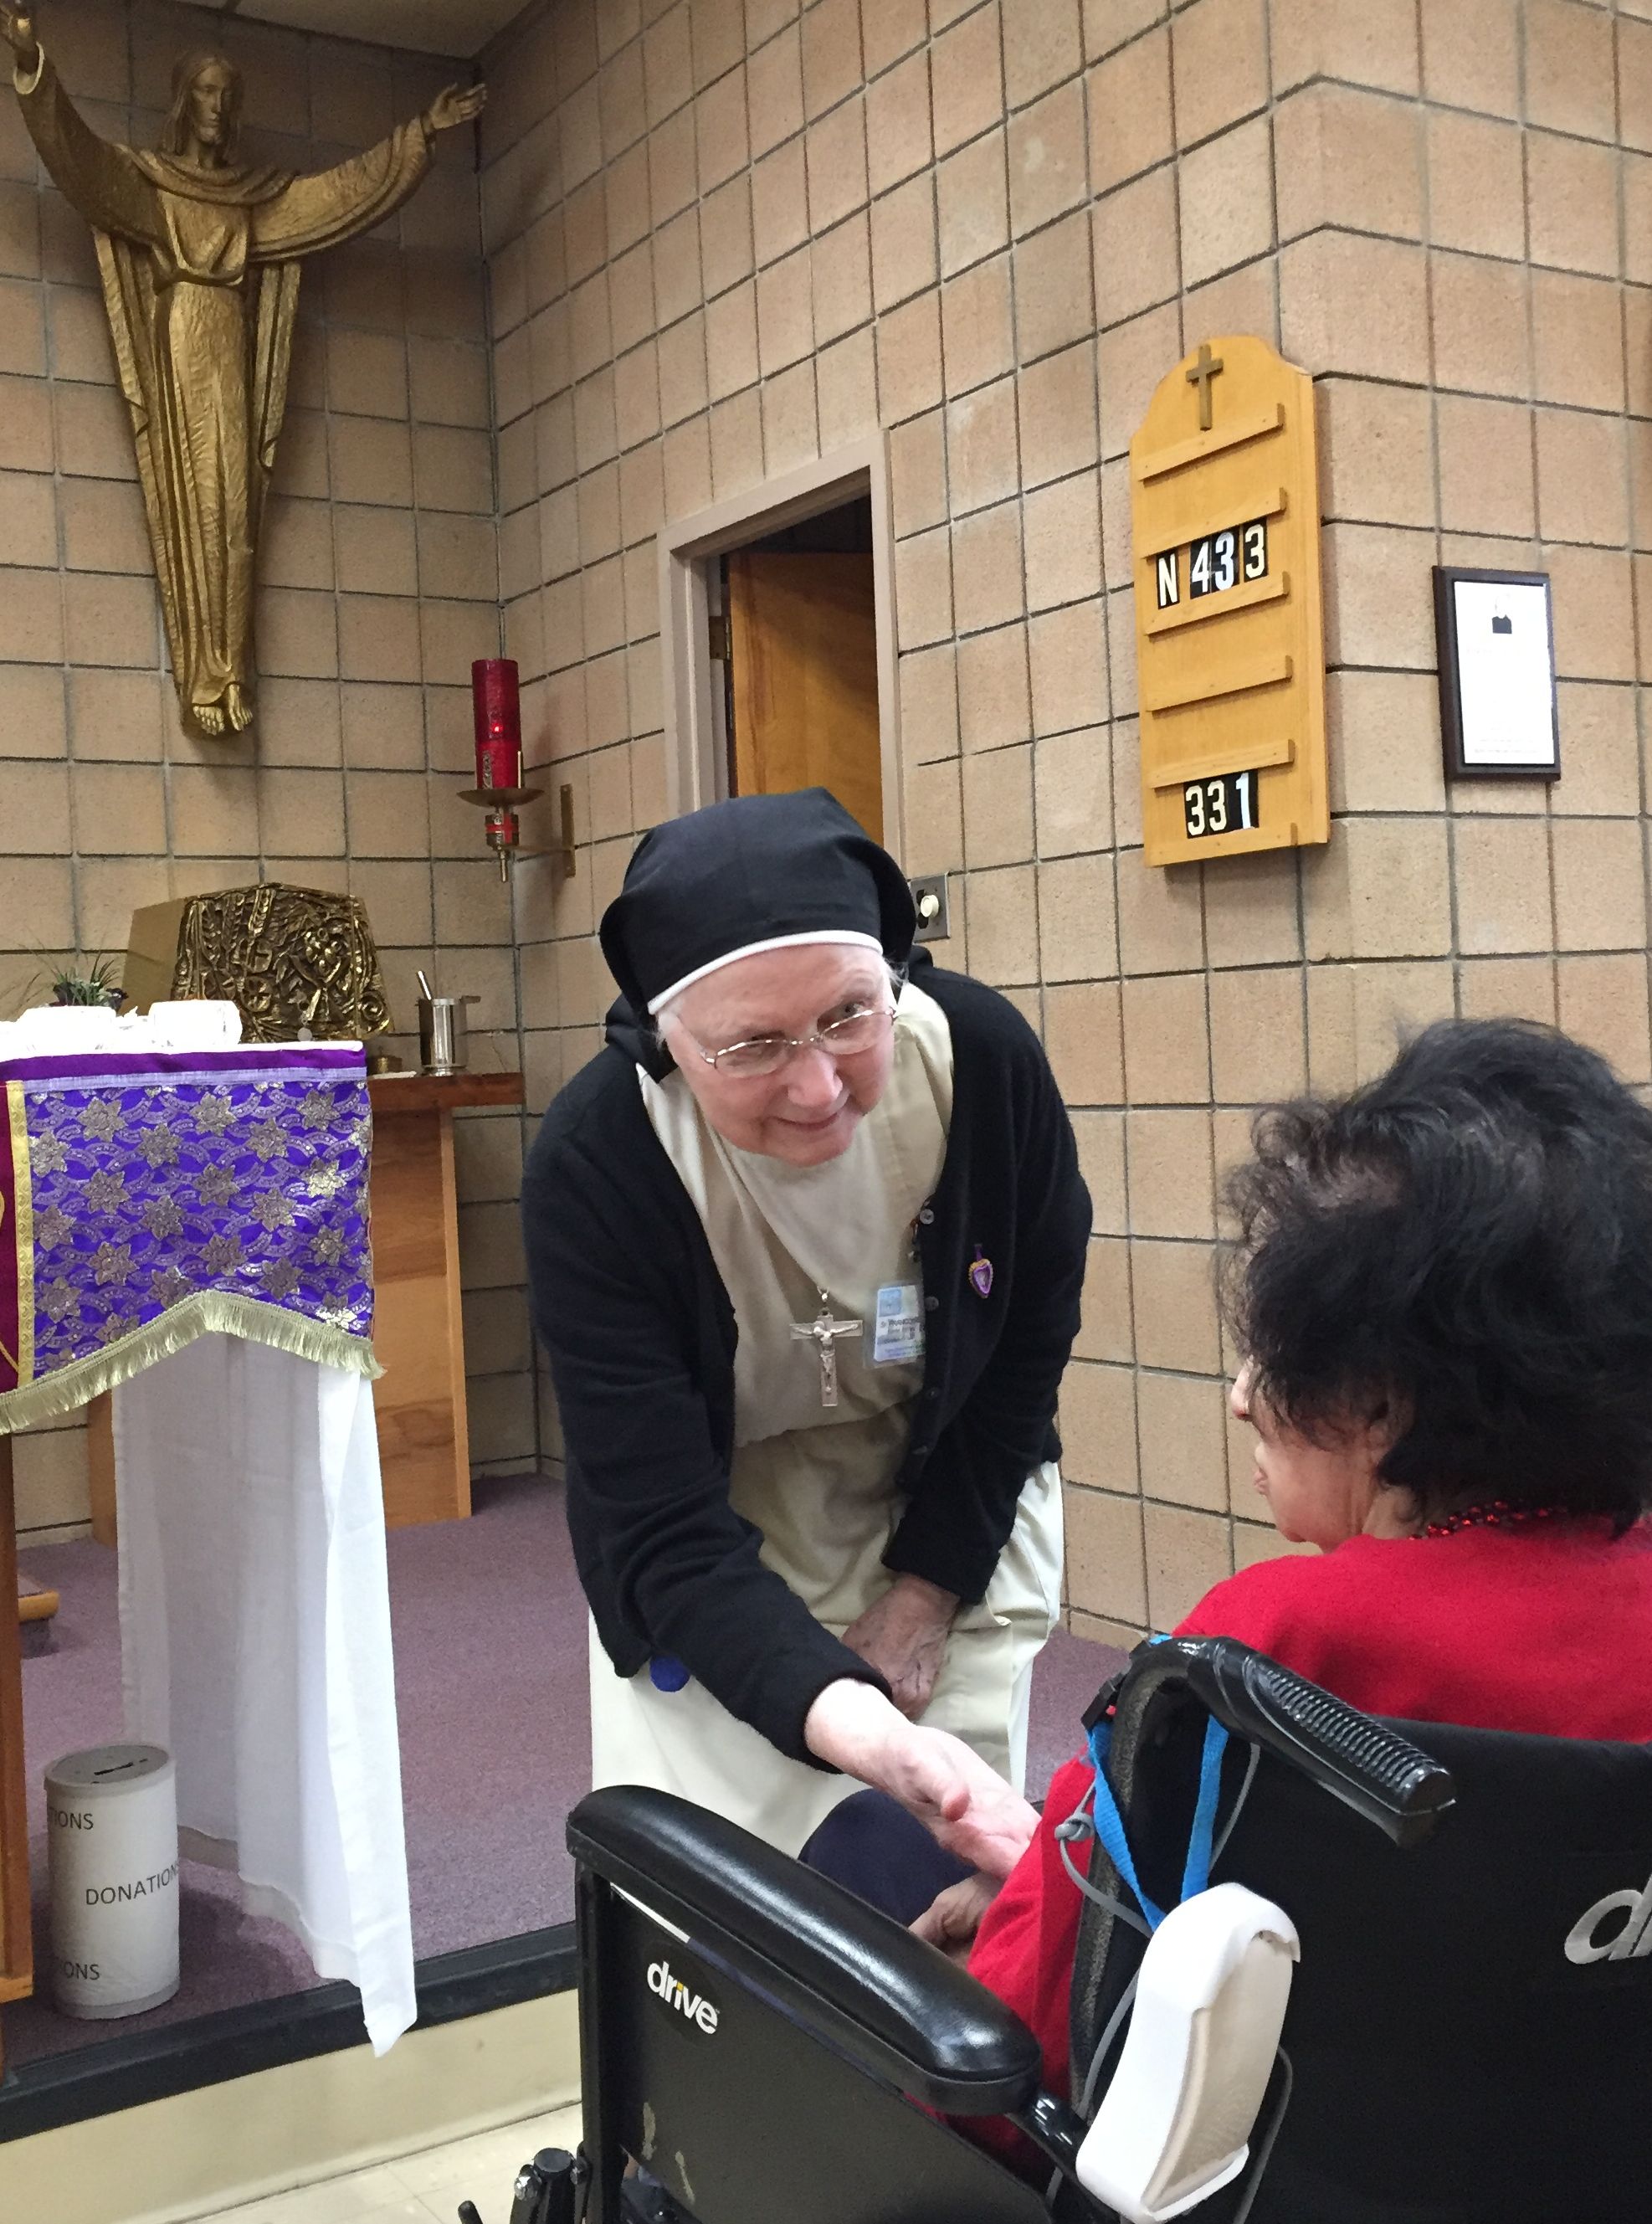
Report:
1419,1498,1562,1540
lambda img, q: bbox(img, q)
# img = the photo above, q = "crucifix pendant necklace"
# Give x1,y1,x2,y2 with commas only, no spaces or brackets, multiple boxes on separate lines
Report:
790,1287,863,1410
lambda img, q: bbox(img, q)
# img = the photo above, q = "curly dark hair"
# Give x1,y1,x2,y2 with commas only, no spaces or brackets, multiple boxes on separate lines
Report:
1224,1019,1652,1533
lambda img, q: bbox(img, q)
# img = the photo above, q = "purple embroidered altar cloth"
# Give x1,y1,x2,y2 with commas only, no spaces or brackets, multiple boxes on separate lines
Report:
0,1043,377,1430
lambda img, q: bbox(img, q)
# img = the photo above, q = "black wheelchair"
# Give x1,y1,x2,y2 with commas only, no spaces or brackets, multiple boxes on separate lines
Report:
469,1637,1652,2224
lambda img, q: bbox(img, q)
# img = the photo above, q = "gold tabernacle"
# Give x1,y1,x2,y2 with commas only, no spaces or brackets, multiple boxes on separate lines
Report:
0,8,485,740
125,886,391,1044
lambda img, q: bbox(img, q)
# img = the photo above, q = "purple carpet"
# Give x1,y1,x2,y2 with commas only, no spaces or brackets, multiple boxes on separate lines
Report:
6,1478,1121,2069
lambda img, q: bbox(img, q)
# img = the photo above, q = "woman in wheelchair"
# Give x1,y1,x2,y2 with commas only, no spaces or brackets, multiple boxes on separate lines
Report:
807,1016,1652,2123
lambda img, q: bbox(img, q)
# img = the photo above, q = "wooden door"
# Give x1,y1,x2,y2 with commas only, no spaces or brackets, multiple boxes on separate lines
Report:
0,1438,34,2067
726,552,884,840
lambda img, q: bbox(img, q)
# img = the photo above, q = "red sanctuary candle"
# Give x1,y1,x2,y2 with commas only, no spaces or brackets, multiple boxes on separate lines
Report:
471,658,522,794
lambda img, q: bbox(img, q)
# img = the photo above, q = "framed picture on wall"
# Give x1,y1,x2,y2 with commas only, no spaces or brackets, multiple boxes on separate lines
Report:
1433,567,1561,781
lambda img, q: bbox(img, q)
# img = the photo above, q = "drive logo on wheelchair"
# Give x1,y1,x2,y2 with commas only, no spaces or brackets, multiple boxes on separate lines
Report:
647,1956,720,2034
1565,1870,1652,1965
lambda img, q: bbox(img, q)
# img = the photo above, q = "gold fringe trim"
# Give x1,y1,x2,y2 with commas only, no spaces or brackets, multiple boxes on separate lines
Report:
0,1292,382,1434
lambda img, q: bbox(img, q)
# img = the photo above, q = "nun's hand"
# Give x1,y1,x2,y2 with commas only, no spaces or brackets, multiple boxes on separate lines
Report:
842,1574,959,1718
803,1681,1039,1878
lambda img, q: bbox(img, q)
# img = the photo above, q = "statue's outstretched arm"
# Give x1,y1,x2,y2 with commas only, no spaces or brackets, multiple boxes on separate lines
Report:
5,13,158,244
0,5,34,71
424,83,487,136
250,80,485,263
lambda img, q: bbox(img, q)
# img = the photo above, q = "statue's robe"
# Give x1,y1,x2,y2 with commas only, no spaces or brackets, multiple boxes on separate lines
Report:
15,46,433,732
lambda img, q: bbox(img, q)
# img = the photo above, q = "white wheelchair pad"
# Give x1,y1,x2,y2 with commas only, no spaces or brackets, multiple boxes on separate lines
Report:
1075,1881,1300,2223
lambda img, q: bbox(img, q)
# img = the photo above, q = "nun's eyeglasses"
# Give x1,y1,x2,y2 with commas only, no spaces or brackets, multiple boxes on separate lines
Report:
675,1004,896,1080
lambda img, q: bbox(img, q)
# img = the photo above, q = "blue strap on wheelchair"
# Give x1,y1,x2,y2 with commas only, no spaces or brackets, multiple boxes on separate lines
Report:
1182,1713,1229,1899
1085,1710,1229,1933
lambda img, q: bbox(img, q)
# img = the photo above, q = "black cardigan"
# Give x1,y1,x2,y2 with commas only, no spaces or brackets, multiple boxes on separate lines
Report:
521,958,1092,1764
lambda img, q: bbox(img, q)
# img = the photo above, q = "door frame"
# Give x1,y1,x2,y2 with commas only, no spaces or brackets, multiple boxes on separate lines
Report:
655,435,905,857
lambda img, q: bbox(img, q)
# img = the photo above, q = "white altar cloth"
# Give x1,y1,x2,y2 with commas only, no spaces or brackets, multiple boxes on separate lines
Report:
114,1333,415,2053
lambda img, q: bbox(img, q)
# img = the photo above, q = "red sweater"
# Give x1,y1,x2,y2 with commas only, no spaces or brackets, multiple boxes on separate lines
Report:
967,1523,1652,2116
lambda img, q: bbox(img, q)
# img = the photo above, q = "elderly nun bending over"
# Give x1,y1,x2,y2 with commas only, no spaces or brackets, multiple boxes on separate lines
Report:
523,790,1092,1867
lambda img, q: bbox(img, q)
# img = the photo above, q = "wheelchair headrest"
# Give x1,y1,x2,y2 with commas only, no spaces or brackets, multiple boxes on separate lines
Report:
568,1785,1045,2114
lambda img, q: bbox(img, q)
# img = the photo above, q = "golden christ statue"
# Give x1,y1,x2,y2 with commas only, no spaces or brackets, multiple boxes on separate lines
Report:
2,8,485,737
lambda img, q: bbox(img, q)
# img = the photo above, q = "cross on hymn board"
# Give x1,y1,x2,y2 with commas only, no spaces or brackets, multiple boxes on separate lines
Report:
791,1291,862,1409
1186,341,1224,431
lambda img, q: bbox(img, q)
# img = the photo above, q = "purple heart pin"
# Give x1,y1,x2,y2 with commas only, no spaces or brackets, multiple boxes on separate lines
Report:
968,1248,994,1299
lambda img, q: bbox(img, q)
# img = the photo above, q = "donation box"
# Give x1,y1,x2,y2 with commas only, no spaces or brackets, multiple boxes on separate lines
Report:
46,1744,180,2020
1130,334,1329,868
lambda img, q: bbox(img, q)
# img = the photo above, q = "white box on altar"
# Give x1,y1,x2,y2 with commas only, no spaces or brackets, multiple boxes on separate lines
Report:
46,1744,180,2019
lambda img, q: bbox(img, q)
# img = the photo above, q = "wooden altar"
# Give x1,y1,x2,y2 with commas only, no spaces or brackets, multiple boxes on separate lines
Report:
363,1068,526,1527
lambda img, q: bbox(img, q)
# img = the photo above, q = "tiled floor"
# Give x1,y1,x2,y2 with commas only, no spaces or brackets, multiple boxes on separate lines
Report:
194,2103,583,2224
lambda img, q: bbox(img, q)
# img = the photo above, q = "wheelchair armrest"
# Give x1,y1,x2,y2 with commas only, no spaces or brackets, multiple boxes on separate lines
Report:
568,1786,1044,2116
1110,1637,1456,1849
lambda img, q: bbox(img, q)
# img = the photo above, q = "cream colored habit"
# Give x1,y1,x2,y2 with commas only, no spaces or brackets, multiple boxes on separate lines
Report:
589,985,1064,1851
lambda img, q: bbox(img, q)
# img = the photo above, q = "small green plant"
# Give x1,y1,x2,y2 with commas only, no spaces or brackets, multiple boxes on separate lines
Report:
46,954,126,1009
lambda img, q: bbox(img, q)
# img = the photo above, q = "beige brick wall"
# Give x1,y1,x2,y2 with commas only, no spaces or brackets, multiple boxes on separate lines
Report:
2,0,536,1538
478,0,1652,1641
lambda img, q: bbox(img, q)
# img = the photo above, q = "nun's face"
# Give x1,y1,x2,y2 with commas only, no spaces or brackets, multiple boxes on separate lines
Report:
660,946,897,1165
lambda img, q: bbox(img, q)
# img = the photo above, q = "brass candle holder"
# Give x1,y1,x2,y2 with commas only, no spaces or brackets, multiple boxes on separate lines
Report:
459,776,546,881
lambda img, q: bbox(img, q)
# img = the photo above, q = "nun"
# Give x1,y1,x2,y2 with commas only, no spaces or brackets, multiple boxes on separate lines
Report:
523,790,1091,1861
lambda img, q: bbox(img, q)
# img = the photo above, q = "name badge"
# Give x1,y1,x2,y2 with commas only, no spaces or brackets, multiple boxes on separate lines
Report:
871,1282,925,1367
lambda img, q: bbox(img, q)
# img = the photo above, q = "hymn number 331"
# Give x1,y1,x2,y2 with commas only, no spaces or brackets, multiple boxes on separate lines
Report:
1183,770,1258,840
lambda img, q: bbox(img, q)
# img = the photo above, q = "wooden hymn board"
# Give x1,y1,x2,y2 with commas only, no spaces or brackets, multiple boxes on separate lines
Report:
1130,335,1329,868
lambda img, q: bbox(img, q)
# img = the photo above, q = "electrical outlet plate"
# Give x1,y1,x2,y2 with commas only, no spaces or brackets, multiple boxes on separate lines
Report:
908,873,950,943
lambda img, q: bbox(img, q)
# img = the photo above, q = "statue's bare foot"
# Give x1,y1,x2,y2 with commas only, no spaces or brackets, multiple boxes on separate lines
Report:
193,701,226,737
225,684,253,731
